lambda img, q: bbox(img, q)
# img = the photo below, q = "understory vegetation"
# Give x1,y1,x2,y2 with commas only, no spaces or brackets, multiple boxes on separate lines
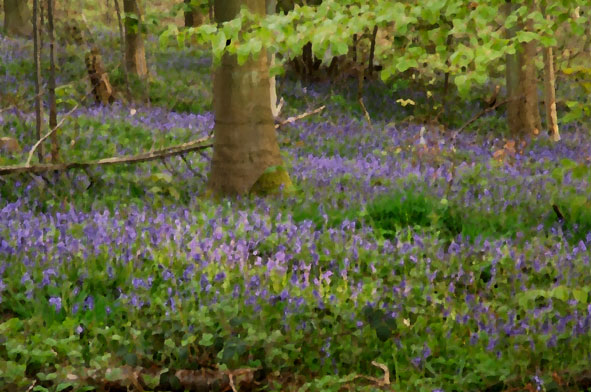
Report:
2,1,591,392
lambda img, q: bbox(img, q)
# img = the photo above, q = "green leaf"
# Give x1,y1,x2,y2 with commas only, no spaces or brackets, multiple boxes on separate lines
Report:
515,31,538,43
56,383,74,392
573,289,588,304
396,58,418,72
199,333,214,346
550,286,569,302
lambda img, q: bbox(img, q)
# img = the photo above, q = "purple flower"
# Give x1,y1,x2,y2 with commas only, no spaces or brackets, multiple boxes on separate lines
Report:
214,272,226,282
84,296,94,311
49,296,62,312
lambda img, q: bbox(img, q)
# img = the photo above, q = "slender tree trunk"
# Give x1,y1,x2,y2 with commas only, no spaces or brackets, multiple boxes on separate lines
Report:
368,25,378,77
266,0,281,118
114,0,131,99
541,2,560,142
33,0,44,162
543,44,559,141
505,1,541,137
208,0,291,196
123,0,148,77
47,0,59,163
184,0,203,27
3,0,33,37
105,0,112,24
522,14,542,135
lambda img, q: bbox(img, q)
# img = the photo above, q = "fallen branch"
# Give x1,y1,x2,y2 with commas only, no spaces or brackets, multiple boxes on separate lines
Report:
1,136,213,176
3,105,322,177
275,105,326,129
350,361,391,388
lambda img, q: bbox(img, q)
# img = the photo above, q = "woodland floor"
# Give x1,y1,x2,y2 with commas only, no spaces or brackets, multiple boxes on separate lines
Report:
1,15,591,392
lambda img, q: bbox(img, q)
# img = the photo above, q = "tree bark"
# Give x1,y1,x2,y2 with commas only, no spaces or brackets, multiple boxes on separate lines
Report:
85,47,115,105
47,0,59,163
123,0,148,77
3,0,33,37
505,1,541,137
521,15,542,136
542,44,559,141
33,0,44,162
207,0,291,196
114,0,131,99
266,0,280,118
184,0,203,27
541,3,560,142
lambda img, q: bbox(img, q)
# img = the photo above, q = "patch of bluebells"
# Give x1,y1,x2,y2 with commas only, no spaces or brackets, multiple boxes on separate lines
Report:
2,189,591,389
2,33,591,392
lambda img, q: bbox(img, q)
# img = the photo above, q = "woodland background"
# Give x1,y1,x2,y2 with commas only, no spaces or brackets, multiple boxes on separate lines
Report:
1,0,591,391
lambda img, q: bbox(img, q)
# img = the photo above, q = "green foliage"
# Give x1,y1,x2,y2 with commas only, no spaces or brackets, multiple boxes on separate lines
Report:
161,0,589,101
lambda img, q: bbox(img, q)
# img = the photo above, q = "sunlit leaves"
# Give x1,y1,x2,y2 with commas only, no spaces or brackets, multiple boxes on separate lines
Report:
157,0,590,102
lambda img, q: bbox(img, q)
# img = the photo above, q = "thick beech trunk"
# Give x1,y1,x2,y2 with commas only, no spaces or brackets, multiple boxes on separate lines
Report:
207,0,291,196
183,0,203,27
123,0,147,77
4,0,33,37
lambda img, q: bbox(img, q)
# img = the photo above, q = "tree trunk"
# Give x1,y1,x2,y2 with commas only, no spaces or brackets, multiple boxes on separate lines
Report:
4,0,33,37
123,0,148,77
207,0,292,196
47,0,59,163
85,47,115,105
114,0,131,99
266,0,281,118
505,1,541,137
541,2,560,142
184,0,203,27
33,0,44,162
521,15,542,136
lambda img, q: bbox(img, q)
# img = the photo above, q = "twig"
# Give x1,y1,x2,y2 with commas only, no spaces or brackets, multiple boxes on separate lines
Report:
26,379,37,392
452,95,524,142
180,153,204,180
82,167,97,190
359,97,372,126
552,204,564,222
228,373,238,392
371,361,390,385
348,361,391,389
26,91,92,166
162,157,181,177
455,98,510,135
275,105,326,129
27,173,59,199
2,136,213,176
276,97,285,118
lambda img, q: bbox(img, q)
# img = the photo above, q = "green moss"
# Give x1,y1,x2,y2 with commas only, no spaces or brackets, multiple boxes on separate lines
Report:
249,165,294,196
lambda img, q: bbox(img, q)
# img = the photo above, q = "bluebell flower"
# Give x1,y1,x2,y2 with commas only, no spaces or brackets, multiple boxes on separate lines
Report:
49,296,62,312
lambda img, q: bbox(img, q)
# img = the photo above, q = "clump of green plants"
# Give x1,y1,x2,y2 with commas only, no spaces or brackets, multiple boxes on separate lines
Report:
366,187,553,241
366,187,463,239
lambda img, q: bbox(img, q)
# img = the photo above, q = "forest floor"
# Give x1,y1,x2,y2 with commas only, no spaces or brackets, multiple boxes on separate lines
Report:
1,13,591,392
